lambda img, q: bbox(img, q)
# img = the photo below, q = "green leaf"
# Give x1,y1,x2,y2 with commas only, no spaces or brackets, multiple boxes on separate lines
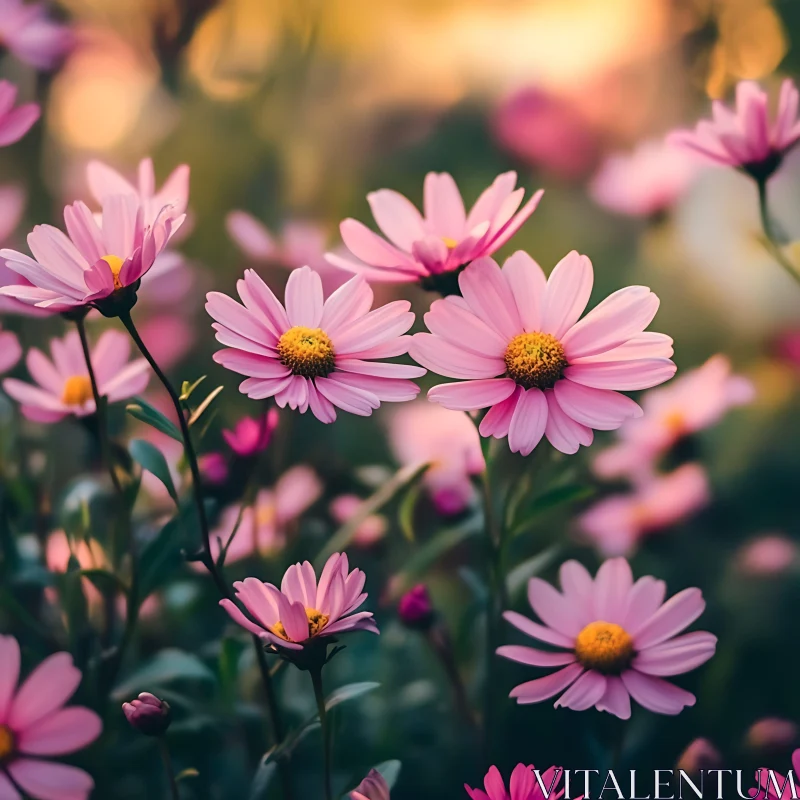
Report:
188,385,223,427
129,439,178,505
374,760,402,789
248,758,277,800
112,649,215,699
126,397,183,443
138,509,194,599
510,483,595,538
325,681,380,711
180,375,206,401
398,481,423,542
80,568,128,595
506,545,562,598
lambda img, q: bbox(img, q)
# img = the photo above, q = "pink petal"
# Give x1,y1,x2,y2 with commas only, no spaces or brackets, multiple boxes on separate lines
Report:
0,772,20,800
63,202,104,265
458,256,522,340
220,598,269,638
527,578,585,637
466,171,518,229
554,669,607,711
8,759,94,800
367,189,425,250
428,378,515,411
633,631,717,676
495,645,576,667
502,250,547,332
563,358,676,391
284,266,324,328
339,218,419,270
423,172,466,240
571,332,674,363
508,387,547,456
18,707,102,755
335,359,425,380
592,557,633,622
213,349,289,379
620,670,696,715
541,251,593,339
423,297,508,357
205,291,278,345
509,663,584,704
8,652,81,730
485,188,544,253
307,380,337,423
320,275,373,335
502,610,574,648
226,211,276,260
410,333,504,380
596,676,632,719
333,301,415,355
553,380,642,431
241,269,291,335
623,577,667,633
631,588,705,648
315,376,380,416
479,387,520,438
331,372,420,403
559,561,594,605
0,102,40,147
543,389,593,455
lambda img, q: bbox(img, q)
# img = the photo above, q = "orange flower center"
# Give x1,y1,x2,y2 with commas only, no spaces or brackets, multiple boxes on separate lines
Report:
61,375,94,406
574,621,634,674
504,332,568,389
441,237,458,250
278,326,335,379
0,725,15,761
272,607,329,641
101,254,125,290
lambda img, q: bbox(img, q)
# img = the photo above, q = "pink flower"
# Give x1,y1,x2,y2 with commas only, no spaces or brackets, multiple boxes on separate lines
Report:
223,408,279,457
388,401,484,515
220,552,378,650
0,184,25,245
465,764,570,800
0,81,39,148
736,535,797,576
0,0,72,69
594,355,754,480
205,466,323,565
206,266,425,423
676,739,722,773
0,325,21,374
329,494,388,546
579,464,710,556
0,635,101,800
754,749,800,800
667,80,800,177
409,252,675,456
747,719,798,752
398,584,434,629
136,314,194,370
351,769,390,800
589,140,699,218
0,194,185,312
45,529,109,616
199,452,229,485
326,172,543,285
497,557,716,718
3,329,149,422
122,692,171,737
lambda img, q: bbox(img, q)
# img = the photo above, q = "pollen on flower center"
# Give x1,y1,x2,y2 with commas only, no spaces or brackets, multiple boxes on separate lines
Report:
574,621,634,674
272,607,330,641
101,254,125,290
0,725,15,762
504,332,568,389
441,237,458,250
277,326,336,379
61,375,94,406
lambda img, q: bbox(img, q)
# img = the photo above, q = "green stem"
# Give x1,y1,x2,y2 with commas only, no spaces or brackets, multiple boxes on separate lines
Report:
158,736,180,800
311,667,333,800
756,178,800,287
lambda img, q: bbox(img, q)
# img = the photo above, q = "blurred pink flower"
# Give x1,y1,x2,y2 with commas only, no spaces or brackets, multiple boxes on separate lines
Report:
206,266,424,423
0,325,21,374
747,719,798,751
0,194,185,312
497,557,716,718
329,494,388,546
326,172,543,283
0,80,39,148
465,764,570,800
198,452,228,485
0,0,72,69
594,355,754,480
493,87,600,180
668,80,800,176
3,329,149,422
398,584,434,629
579,464,711,556
0,635,101,800
205,465,323,565
589,140,699,218
389,401,484,515
736,535,797,576
136,314,194,370
676,738,722,773
45,529,109,615
220,552,379,650
351,769,390,800
410,252,674,456
223,408,279,457
753,749,800,800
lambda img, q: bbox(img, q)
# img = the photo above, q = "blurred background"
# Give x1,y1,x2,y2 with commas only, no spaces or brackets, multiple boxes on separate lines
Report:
4,0,800,797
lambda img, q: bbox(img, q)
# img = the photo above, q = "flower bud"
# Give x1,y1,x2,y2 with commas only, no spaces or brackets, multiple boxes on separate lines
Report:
398,584,434,630
122,692,172,736
746,718,798,752
223,409,278,457
199,452,228,485
351,769,390,800
676,738,722,774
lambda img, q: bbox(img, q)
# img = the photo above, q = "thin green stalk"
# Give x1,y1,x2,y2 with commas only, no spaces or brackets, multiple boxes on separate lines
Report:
756,178,800,287
158,736,180,800
311,667,333,800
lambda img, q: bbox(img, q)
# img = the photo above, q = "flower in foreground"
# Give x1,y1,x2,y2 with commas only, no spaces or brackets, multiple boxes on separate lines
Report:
667,80,800,180
351,769,390,800
0,193,185,312
410,252,675,456
3,330,149,422
206,266,425,422
222,408,279,457
753,749,800,800
326,171,543,286
0,80,39,148
220,552,378,650
465,764,570,800
0,635,101,800
579,464,710,556
0,0,72,69
498,557,716,718
122,693,172,737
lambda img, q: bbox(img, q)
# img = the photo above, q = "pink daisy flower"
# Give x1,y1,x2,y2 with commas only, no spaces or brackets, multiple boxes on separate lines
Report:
222,408,279,457
0,635,101,800
465,764,571,800
589,140,699,218
667,80,800,179
579,464,710,556
326,171,543,288
498,557,716,718
0,0,72,70
409,252,675,456
206,266,425,423
351,769,390,800
753,749,800,800
0,193,185,312
3,329,149,423
0,325,21,374
0,81,39,148
220,552,379,650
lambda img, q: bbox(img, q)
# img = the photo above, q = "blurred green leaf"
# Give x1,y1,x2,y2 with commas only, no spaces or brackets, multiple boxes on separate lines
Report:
188,385,223,426
248,758,277,800
112,649,215,699
374,759,402,788
509,483,595,539
138,509,193,599
398,481,423,542
80,568,128,595
325,681,380,711
126,397,182,443
506,545,562,598
129,438,178,505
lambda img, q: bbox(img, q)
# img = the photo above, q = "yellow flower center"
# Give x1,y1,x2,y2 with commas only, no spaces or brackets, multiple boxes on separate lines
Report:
272,607,330,641
277,326,335,379
504,332,568,389
574,621,634,674
663,410,686,436
441,237,458,250
61,375,94,406
101,254,125,290
0,725,15,761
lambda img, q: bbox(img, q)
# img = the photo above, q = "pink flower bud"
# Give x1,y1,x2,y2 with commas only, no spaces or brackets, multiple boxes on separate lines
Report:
746,718,798,752
351,769,390,800
223,409,279,457
398,584,434,629
122,692,172,736
676,738,722,774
